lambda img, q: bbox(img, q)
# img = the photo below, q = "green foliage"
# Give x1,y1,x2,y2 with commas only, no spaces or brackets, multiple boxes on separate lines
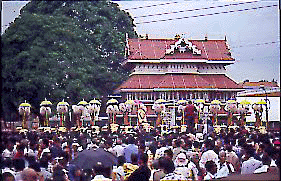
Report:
1,1,137,121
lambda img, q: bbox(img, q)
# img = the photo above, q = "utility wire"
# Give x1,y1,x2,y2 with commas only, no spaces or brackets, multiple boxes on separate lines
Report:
232,41,280,48
133,1,259,19
123,1,179,10
135,4,278,25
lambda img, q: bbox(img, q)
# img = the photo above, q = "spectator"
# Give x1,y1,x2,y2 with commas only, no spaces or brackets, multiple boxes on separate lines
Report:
127,153,151,181
184,100,197,133
216,150,234,179
204,160,217,180
159,157,187,180
241,144,262,174
124,136,138,163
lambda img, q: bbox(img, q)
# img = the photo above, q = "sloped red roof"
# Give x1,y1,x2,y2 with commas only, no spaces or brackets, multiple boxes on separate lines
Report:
127,38,233,61
239,81,279,88
117,74,242,91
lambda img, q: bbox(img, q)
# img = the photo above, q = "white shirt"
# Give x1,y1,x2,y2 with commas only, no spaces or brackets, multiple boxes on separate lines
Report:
112,144,125,157
199,150,220,169
216,162,235,179
241,157,263,174
254,165,269,174
204,172,216,180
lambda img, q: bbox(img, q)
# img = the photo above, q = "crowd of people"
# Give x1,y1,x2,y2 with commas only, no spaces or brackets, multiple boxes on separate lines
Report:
1,123,280,181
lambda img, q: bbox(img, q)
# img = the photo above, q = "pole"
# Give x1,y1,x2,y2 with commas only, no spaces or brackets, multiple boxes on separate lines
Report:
265,93,268,130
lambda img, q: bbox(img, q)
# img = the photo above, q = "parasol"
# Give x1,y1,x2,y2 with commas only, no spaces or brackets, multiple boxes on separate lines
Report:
256,99,267,105
177,100,186,105
211,100,221,105
78,99,88,106
195,99,205,104
40,98,52,106
240,99,252,105
107,98,118,105
89,99,101,105
71,148,117,170
155,99,167,104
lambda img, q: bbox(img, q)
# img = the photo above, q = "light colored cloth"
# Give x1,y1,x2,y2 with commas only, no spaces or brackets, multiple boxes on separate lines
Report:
254,165,269,174
112,144,125,157
174,166,190,178
204,172,216,180
199,150,220,169
2,149,14,158
241,157,263,174
155,147,168,159
187,161,199,180
124,144,138,163
216,162,235,179
160,172,188,181
91,174,112,181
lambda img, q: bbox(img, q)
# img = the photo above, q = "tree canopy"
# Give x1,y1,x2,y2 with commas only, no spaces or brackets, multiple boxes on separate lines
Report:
1,1,137,121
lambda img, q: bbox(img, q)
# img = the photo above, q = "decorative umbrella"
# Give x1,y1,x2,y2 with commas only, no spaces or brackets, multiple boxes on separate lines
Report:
226,100,236,104
155,99,167,104
71,148,117,170
19,101,31,107
211,100,221,105
89,99,101,105
40,98,52,106
125,100,135,105
240,99,252,105
195,99,205,104
256,99,267,105
107,98,118,105
78,99,88,106
177,100,186,105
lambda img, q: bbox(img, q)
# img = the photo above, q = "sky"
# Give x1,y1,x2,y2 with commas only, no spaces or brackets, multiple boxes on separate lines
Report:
2,0,280,84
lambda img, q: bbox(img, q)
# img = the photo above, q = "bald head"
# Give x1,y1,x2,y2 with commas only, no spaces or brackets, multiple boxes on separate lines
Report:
21,168,38,181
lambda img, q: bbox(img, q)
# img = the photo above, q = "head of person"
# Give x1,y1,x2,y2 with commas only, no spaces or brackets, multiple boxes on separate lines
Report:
219,150,226,163
131,153,138,165
205,160,217,175
159,157,175,174
117,156,126,167
13,158,25,171
138,153,148,166
175,153,188,167
93,162,111,178
21,168,38,181
164,149,173,160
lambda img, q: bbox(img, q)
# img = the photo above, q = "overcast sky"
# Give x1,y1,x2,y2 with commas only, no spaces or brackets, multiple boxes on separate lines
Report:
2,0,280,84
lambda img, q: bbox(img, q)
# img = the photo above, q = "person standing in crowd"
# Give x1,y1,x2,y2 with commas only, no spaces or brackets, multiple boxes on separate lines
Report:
159,157,187,181
172,139,187,161
127,153,151,181
241,144,263,174
216,150,234,179
184,100,197,133
124,136,138,163
199,139,220,172
174,152,190,178
225,144,240,173
204,160,217,180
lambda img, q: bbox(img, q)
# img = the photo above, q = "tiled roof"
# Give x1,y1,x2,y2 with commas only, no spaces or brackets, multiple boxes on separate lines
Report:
239,82,279,88
117,74,242,91
127,38,233,61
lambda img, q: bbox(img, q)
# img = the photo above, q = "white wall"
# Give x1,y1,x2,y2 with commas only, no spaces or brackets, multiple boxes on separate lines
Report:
237,96,280,122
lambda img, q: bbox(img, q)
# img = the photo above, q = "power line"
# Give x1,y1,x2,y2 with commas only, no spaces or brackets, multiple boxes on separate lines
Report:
135,4,278,25
123,1,179,11
133,1,259,19
232,41,280,48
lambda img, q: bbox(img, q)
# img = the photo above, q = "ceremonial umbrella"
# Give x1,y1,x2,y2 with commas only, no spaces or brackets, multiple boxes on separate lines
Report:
78,99,88,106
107,99,118,105
211,100,221,105
195,99,205,104
155,99,167,104
177,100,186,105
71,148,117,170
89,99,101,105
40,98,52,106
256,99,267,105
240,99,252,105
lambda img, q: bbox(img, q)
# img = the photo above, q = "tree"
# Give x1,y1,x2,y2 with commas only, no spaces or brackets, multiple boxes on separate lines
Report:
1,1,137,122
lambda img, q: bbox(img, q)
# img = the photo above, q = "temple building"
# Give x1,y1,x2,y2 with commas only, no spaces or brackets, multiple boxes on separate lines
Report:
115,35,243,103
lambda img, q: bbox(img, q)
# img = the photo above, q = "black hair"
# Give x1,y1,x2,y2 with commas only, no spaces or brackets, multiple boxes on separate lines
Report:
13,158,25,171
138,153,148,164
159,157,175,174
117,156,126,167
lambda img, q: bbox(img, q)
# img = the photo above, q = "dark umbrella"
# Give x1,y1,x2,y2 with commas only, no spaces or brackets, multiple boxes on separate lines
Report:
71,148,117,170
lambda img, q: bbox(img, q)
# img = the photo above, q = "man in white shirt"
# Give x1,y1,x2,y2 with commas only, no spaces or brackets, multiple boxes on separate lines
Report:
112,138,125,157
216,150,235,179
241,144,263,174
199,139,220,170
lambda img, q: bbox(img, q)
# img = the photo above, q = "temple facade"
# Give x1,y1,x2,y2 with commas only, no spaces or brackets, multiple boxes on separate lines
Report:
115,35,243,103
